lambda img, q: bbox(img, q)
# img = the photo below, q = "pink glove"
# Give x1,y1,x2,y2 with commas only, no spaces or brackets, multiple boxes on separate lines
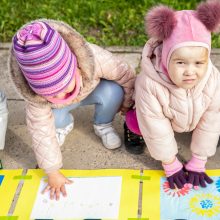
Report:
162,157,187,189
185,154,213,189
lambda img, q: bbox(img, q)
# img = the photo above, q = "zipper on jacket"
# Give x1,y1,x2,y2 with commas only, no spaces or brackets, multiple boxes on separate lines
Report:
187,89,193,128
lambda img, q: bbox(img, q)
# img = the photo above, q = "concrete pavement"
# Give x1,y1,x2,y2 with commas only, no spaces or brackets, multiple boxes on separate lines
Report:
1,43,220,171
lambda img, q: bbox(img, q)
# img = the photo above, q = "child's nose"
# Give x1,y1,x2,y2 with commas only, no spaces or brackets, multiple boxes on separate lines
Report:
185,65,196,75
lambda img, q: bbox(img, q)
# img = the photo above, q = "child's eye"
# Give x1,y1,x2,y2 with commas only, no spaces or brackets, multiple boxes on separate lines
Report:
177,61,184,65
196,62,204,65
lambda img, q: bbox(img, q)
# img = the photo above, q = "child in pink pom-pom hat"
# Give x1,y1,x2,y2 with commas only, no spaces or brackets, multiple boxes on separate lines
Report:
124,0,220,190
9,19,135,200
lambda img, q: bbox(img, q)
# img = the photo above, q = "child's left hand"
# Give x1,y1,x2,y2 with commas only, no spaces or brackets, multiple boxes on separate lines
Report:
185,171,213,189
185,154,213,189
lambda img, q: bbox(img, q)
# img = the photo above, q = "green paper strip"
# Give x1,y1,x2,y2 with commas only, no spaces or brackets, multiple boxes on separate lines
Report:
0,216,18,220
131,175,151,181
13,175,32,180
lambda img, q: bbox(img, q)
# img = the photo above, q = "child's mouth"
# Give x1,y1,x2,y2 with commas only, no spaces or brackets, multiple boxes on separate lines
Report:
183,79,196,84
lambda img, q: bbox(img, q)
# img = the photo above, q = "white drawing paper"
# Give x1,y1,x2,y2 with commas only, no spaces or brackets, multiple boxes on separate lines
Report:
30,176,122,219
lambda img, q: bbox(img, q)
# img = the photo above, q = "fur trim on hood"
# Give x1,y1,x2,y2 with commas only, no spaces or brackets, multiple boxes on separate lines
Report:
9,19,94,106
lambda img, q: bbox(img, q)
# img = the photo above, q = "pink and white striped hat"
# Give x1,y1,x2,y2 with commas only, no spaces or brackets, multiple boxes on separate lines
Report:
13,21,77,97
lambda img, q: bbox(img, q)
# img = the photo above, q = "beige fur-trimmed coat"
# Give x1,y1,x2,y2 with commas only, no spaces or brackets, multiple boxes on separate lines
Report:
9,19,136,173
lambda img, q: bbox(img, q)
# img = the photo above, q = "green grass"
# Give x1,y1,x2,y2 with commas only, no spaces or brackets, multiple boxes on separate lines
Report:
1,0,220,47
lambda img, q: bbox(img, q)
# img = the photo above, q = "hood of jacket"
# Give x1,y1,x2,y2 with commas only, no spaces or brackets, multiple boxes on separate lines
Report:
9,19,95,107
140,38,212,100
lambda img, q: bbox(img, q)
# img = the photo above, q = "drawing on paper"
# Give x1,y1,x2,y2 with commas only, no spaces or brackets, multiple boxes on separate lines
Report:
163,181,190,197
189,193,220,217
160,176,220,220
216,177,220,192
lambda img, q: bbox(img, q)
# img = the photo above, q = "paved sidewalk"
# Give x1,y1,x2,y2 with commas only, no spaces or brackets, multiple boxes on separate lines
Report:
1,43,220,171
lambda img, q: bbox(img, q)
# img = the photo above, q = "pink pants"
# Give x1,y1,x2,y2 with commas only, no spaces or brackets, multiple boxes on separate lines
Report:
125,109,142,135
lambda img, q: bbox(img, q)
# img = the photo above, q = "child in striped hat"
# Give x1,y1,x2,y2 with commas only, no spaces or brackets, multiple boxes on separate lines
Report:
10,20,135,200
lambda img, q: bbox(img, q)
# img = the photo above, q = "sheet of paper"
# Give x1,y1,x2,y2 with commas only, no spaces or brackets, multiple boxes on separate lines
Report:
142,170,220,220
31,176,122,219
160,176,220,220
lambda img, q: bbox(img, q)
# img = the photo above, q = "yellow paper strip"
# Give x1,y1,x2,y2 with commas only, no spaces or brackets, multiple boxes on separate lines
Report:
14,169,141,220
141,170,164,220
0,170,23,216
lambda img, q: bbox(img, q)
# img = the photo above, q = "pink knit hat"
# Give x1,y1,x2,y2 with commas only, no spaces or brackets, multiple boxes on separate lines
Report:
13,21,77,97
145,0,220,73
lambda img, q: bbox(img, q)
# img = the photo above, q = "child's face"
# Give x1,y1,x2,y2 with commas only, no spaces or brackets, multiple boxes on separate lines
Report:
168,46,209,89
45,67,81,100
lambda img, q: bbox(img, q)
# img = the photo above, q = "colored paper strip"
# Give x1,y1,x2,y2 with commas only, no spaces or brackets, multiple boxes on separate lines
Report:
0,170,23,216
128,218,149,220
13,175,32,180
131,175,151,181
0,216,18,220
0,175,4,186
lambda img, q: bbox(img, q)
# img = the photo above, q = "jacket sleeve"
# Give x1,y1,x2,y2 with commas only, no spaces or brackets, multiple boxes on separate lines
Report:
26,102,63,173
135,76,178,162
90,43,136,108
191,72,220,157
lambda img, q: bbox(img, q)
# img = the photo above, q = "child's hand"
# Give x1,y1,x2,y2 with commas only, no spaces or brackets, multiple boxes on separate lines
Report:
162,157,187,189
167,169,187,189
42,170,73,200
184,154,213,189
186,171,213,189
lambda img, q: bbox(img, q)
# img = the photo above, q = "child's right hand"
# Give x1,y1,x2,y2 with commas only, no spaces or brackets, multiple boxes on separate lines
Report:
162,157,187,189
166,169,187,189
42,170,73,200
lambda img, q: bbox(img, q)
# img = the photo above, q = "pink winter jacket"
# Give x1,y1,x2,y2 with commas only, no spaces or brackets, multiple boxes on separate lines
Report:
135,38,220,162
9,19,135,173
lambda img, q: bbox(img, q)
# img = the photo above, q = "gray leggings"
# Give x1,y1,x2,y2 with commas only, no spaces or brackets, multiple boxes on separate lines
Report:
0,91,8,149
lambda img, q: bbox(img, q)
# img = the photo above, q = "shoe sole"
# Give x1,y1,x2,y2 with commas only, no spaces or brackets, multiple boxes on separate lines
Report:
125,146,145,155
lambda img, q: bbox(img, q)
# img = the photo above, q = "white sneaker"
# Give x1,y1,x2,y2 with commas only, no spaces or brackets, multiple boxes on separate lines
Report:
93,123,121,149
56,121,74,146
